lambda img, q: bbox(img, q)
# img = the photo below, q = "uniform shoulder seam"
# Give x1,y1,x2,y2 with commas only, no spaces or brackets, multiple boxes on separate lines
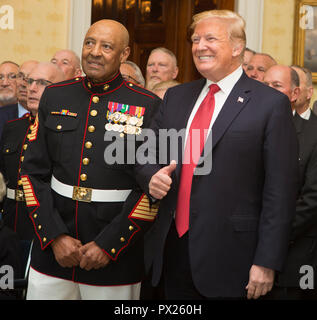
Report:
48,77,83,89
124,82,156,99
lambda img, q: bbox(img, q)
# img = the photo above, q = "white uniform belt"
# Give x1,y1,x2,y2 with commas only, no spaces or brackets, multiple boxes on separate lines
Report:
50,175,132,203
7,188,25,201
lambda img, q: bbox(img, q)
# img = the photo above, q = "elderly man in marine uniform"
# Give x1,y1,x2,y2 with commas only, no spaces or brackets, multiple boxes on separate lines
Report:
0,62,65,276
21,19,161,300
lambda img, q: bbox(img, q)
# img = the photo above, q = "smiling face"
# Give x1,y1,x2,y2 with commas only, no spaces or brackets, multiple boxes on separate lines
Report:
81,20,130,83
191,17,243,82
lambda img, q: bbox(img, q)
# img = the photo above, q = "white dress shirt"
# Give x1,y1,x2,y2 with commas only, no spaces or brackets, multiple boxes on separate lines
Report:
18,102,28,118
184,65,243,145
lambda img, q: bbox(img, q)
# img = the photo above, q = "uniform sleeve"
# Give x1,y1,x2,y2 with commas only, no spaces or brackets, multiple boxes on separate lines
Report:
253,94,299,271
95,96,162,261
20,90,69,250
94,190,159,261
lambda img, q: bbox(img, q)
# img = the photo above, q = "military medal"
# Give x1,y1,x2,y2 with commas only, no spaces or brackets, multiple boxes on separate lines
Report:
136,117,143,127
112,112,121,123
105,123,113,131
106,101,145,135
119,114,128,123
112,123,120,132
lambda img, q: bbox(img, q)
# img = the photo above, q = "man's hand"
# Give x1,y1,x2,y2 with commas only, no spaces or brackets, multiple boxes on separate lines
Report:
149,160,177,199
246,265,275,299
51,234,83,268
79,241,110,271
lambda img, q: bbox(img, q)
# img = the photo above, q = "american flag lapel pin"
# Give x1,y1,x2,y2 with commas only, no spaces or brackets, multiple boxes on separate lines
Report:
237,96,244,103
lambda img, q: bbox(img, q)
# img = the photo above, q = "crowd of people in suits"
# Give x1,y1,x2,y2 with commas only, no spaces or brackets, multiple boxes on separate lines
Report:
0,8,316,300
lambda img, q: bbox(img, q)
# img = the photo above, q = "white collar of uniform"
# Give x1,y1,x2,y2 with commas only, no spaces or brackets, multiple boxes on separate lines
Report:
205,65,243,95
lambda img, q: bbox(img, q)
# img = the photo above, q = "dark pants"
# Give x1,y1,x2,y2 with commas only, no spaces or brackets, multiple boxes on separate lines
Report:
266,286,317,300
163,221,245,300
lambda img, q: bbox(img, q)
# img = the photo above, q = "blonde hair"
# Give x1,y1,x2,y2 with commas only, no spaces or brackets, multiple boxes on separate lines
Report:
0,172,6,202
191,10,246,51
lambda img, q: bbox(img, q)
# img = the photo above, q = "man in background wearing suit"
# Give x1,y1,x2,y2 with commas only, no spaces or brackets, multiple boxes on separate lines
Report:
136,10,299,300
0,61,19,107
245,53,277,82
265,65,317,299
0,60,39,138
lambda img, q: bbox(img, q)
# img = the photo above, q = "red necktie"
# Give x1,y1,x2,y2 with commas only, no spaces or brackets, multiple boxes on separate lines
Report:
175,84,220,237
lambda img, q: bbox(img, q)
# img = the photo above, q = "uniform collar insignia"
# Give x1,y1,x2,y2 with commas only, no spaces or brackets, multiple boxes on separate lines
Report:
83,73,124,95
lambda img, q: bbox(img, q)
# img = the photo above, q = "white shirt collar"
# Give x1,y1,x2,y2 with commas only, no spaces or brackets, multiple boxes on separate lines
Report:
18,102,28,118
300,108,311,120
292,108,311,120
206,65,243,95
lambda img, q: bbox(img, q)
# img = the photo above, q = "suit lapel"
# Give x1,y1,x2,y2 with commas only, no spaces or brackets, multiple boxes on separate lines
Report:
293,112,304,135
208,72,251,151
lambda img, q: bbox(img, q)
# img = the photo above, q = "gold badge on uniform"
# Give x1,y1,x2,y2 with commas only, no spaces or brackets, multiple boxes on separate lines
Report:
105,101,145,136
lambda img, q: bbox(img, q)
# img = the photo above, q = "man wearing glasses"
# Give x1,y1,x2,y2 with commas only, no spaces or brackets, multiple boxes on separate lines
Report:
0,61,39,139
0,62,64,281
0,61,19,107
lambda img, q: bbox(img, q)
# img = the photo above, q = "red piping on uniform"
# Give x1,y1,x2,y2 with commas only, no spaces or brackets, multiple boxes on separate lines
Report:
102,194,147,261
103,217,140,261
124,82,156,99
48,79,82,88
14,122,31,232
83,80,124,96
6,113,30,124
87,72,119,87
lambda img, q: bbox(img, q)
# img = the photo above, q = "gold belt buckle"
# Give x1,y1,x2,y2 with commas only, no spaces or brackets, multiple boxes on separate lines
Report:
72,186,92,202
15,189,25,202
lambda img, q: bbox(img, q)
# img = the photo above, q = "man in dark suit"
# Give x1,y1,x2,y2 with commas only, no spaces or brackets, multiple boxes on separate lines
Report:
135,10,299,300
0,61,19,108
0,60,39,138
264,65,317,299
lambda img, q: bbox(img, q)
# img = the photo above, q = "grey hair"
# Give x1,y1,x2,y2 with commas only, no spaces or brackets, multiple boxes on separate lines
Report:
121,60,145,86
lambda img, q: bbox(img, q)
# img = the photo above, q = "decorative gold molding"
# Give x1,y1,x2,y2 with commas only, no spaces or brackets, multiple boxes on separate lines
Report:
293,0,317,82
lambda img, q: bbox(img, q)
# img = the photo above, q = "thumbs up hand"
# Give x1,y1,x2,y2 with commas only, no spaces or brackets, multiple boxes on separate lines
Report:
149,160,177,199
